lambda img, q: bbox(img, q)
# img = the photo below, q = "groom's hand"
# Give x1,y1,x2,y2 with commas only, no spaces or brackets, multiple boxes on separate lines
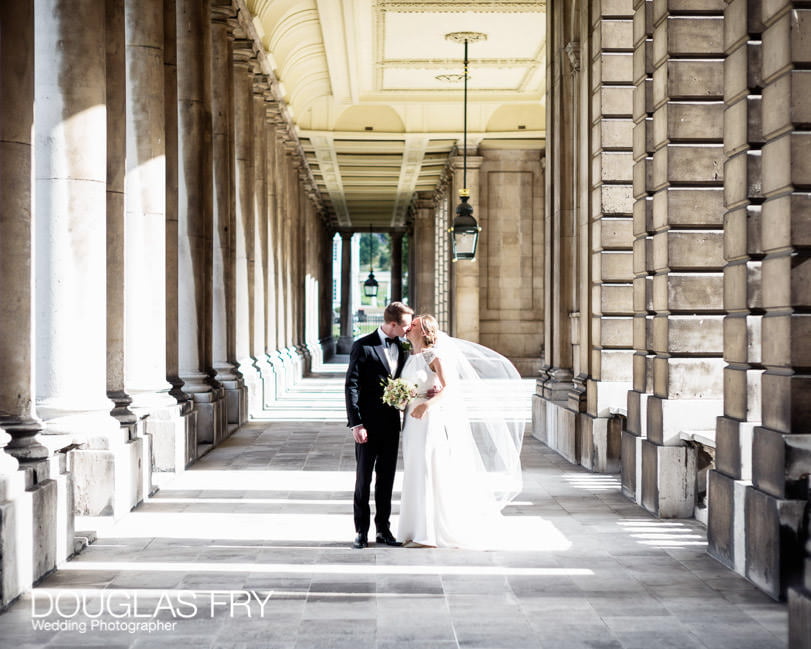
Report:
352,425,368,444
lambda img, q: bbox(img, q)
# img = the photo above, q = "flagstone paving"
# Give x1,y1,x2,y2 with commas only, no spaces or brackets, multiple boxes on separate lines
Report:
0,363,787,649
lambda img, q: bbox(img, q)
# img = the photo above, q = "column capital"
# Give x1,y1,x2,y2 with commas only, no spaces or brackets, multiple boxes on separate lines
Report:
210,2,236,26
450,155,483,171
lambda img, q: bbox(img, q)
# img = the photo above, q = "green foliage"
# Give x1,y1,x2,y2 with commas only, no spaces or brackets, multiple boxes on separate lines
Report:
359,232,390,270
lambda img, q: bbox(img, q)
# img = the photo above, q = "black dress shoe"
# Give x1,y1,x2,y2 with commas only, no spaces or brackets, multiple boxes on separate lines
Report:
375,531,402,546
353,533,368,549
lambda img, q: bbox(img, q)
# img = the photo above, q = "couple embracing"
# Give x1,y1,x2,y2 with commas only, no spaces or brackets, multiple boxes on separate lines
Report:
344,302,524,550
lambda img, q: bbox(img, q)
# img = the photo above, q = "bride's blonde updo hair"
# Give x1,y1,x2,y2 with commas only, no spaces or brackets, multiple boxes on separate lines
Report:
414,314,439,347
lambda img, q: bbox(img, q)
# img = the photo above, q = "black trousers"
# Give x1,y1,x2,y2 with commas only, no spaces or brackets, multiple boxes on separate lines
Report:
353,429,399,536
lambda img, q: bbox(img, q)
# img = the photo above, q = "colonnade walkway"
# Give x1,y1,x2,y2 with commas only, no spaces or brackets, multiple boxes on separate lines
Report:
0,363,788,649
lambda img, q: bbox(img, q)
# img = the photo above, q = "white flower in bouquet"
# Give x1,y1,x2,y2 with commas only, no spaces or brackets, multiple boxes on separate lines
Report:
381,377,418,411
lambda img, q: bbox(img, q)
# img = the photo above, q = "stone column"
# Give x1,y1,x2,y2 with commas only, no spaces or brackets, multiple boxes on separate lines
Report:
755,0,811,611
251,70,273,411
175,0,224,447
120,0,185,485
231,38,261,410
209,3,246,432
413,192,436,314
390,230,404,303
0,0,47,463
639,1,726,518
319,227,335,358
450,151,482,342
34,0,121,529
263,111,281,402
0,0,48,606
533,1,579,461
707,0,764,577
624,0,655,503
433,180,452,331
337,232,354,353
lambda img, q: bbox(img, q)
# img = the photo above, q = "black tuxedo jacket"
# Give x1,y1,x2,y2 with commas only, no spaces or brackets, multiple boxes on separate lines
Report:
345,331,407,432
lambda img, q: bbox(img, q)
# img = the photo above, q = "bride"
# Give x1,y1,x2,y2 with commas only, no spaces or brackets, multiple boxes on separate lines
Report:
397,314,525,550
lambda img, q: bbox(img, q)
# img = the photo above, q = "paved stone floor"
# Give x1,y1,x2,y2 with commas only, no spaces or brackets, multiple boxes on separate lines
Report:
0,364,788,649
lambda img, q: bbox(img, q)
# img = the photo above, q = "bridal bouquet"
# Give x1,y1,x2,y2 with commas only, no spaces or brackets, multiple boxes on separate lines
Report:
381,377,417,411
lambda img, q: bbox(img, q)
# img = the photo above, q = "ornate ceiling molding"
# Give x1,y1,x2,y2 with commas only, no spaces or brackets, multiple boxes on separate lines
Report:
376,1,544,13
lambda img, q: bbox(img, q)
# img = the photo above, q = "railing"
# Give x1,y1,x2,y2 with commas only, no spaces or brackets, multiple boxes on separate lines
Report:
331,309,384,339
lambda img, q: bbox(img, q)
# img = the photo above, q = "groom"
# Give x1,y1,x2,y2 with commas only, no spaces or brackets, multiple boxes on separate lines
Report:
345,301,414,549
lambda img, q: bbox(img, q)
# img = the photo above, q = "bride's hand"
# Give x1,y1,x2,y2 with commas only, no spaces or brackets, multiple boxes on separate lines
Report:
410,403,429,419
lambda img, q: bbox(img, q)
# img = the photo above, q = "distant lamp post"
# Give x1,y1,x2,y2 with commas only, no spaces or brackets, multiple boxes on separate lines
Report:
363,226,379,298
445,31,486,261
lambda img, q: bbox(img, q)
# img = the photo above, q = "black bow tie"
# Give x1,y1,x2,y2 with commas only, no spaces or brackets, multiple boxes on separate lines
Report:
385,337,398,346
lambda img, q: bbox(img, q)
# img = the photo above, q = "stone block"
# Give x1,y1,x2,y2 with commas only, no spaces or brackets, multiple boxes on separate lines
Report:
789,588,811,649
652,272,724,312
31,478,58,581
602,19,635,50
641,438,697,518
652,230,725,272
633,1,654,46
653,60,724,108
723,97,748,156
598,283,635,314
653,16,724,66
762,132,811,196
531,392,548,445
723,365,763,422
763,70,811,141
761,192,811,252
600,85,635,117
723,206,762,261
150,409,195,472
633,351,654,393
653,101,724,145
601,250,634,281
723,313,761,365
633,39,653,85
599,0,635,18
621,429,639,498
715,415,748,479
652,187,725,228
652,314,723,353
723,259,762,311
762,312,811,369
601,53,634,84
595,217,634,250
651,0,726,26
633,275,654,312
652,357,725,401
752,426,811,499
633,118,653,159
707,469,736,569
546,401,579,465
594,349,634,382
598,184,634,215
761,372,811,435
633,194,652,235
633,313,652,351
724,150,763,208
633,236,652,274
762,9,811,85
745,486,806,599
761,250,811,310
626,388,647,435
647,394,723,445
598,316,634,348
580,414,622,473
594,151,634,183
723,0,749,52
632,157,653,197
652,144,724,190
633,78,654,120
601,118,635,150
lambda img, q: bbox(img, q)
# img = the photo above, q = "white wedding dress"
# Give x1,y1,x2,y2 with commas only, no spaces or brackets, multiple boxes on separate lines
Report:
397,348,507,550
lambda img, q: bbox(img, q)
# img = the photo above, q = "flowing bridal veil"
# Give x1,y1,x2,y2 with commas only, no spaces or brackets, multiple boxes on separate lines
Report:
431,332,526,510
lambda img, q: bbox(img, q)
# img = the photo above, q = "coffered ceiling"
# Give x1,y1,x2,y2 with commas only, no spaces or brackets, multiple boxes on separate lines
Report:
247,0,546,229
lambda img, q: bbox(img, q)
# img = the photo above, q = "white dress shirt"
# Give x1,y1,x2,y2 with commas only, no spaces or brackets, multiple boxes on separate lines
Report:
377,327,399,375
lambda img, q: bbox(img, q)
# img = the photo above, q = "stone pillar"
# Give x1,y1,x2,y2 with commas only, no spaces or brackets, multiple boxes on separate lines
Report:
580,2,635,474
624,0,655,503
0,0,47,463
533,1,580,462
231,37,261,411
413,192,437,314
707,0,764,576
0,0,51,606
319,227,335,358
390,230,404,303
638,1,726,518
433,181,452,331
450,151,482,342
175,0,224,447
263,111,281,401
337,232,354,353
251,70,273,412
209,3,246,432
35,0,121,528
755,0,811,609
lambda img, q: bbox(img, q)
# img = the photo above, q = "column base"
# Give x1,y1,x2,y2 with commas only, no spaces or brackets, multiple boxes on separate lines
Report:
707,469,751,575
337,335,354,354
532,370,579,465
214,363,247,431
789,587,811,649
577,412,622,473
252,355,275,418
150,405,197,473
640,439,697,518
